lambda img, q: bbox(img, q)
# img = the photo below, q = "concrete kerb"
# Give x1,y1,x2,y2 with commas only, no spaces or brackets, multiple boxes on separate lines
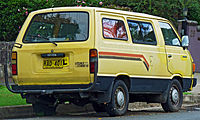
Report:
183,94,200,103
0,95,200,119
0,104,94,119
0,105,33,119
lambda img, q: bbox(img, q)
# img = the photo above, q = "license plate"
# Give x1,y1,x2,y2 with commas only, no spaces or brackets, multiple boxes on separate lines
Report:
43,57,69,69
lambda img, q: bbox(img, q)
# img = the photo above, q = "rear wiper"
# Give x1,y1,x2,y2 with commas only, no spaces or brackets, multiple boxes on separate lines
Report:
31,35,57,46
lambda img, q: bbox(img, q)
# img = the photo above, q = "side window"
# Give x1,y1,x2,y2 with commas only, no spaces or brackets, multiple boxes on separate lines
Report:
103,18,128,40
159,22,181,46
127,20,157,45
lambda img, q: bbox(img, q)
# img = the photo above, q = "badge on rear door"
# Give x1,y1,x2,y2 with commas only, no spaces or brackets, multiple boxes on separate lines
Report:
75,62,88,67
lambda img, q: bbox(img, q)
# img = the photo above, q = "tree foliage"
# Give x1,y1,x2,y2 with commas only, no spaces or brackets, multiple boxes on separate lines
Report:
0,0,200,41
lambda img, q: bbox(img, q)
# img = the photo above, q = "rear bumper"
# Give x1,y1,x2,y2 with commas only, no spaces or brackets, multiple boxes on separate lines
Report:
11,76,114,94
12,84,93,93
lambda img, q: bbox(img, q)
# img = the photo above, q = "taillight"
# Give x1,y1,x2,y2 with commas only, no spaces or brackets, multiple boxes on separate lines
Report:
90,49,98,73
192,63,195,74
12,52,17,75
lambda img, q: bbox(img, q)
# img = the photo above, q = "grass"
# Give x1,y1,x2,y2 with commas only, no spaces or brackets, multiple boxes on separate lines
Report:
183,92,192,95
0,86,27,106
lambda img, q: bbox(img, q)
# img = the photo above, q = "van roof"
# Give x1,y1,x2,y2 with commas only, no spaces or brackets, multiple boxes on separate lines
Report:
33,7,167,21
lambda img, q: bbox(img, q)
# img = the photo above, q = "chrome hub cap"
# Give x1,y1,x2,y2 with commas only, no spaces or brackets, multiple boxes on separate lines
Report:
117,90,125,107
172,88,179,103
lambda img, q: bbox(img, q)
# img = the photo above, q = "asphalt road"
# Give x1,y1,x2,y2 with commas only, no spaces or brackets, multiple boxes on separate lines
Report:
11,106,200,120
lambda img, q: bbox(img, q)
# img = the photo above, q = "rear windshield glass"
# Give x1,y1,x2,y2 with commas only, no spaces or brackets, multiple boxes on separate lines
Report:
23,12,89,43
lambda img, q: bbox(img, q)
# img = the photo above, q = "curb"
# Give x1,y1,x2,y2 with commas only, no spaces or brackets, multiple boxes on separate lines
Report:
0,95,199,119
183,95,200,103
0,104,94,119
0,105,33,119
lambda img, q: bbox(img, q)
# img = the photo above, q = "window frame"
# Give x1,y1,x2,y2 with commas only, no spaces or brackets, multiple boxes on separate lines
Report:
158,22,182,47
22,11,90,43
127,20,157,46
102,18,128,41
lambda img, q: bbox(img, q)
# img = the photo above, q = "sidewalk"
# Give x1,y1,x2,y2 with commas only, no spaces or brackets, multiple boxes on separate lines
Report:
0,102,199,119
190,73,200,95
183,73,200,103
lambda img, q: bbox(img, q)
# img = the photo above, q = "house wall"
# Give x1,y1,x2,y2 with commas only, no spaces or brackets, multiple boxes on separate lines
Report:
178,20,200,73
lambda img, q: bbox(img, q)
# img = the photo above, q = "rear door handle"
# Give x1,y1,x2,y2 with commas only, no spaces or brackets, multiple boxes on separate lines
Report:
168,54,172,58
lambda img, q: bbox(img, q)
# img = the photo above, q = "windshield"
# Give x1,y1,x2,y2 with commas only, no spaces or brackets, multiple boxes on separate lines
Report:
23,12,89,43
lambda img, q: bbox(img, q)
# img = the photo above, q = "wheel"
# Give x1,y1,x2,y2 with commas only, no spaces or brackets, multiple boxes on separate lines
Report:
105,80,129,116
92,102,106,112
32,96,57,116
161,79,183,112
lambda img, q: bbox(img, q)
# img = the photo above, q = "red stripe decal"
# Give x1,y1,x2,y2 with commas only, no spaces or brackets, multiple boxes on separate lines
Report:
99,51,149,68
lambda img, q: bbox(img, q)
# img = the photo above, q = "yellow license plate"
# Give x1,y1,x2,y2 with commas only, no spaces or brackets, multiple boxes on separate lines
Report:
43,57,69,69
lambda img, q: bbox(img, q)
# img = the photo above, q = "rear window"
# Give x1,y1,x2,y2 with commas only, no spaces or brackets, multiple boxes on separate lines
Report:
23,12,89,43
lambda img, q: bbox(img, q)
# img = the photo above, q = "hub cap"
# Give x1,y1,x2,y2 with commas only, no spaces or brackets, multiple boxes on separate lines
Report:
171,87,179,104
117,90,125,107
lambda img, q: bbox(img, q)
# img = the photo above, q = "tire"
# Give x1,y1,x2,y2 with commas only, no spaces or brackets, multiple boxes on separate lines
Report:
105,80,129,116
161,79,183,112
92,102,106,112
32,96,57,116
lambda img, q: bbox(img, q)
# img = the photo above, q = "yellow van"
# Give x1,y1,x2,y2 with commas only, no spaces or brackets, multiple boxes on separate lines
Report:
6,7,197,116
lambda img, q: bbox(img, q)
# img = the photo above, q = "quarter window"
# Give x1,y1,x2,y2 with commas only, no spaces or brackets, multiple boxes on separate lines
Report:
103,18,128,40
128,20,157,45
159,22,181,46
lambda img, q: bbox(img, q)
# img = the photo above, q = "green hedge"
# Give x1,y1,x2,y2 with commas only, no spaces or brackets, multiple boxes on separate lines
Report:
0,0,200,42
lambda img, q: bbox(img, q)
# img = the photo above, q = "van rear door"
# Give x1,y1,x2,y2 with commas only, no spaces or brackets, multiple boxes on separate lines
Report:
13,10,95,85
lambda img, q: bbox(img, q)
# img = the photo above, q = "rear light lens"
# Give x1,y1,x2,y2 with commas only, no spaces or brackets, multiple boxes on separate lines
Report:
192,63,195,74
90,49,98,73
90,49,98,57
90,62,95,73
12,52,17,59
12,52,17,75
12,64,17,75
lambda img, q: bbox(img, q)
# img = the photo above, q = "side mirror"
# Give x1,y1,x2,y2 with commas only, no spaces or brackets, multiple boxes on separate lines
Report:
182,35,189,48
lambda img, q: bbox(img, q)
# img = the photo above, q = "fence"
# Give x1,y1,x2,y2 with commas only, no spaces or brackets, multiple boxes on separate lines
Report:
0,42,14,85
